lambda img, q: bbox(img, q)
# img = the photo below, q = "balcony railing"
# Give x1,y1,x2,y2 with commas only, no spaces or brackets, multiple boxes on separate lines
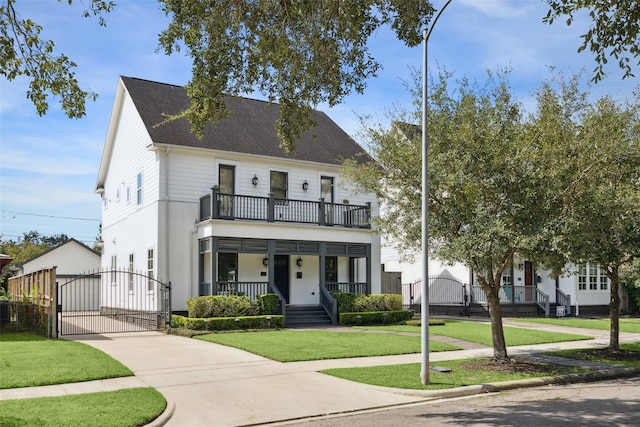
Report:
199,189,371,228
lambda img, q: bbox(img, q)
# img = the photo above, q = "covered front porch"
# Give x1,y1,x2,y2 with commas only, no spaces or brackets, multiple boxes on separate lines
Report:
197,237,372,323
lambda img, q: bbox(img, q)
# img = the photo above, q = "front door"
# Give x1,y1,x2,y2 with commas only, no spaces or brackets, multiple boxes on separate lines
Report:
274,255,290,303
524,260,534,302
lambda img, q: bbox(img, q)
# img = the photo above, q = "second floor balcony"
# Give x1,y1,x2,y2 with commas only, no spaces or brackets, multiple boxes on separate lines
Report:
199,188,372,228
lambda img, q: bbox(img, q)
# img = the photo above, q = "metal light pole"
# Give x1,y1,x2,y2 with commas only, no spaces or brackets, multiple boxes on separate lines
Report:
421,0,453,386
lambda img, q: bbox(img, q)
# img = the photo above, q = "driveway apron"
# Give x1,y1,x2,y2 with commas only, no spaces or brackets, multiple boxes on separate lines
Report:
74,332,426,426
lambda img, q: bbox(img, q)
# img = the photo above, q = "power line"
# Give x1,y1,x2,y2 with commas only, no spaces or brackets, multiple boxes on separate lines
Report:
1,210,100,222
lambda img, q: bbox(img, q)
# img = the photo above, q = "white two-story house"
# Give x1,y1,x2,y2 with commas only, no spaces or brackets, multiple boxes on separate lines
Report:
95,77,380,320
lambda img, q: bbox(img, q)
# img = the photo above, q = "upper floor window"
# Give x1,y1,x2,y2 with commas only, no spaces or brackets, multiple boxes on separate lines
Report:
321,176,334,203
136,172,143,205
270,171,288,202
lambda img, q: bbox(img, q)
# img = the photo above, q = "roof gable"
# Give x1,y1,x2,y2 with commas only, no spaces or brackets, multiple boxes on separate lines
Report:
120,76,370,166
22,238,100,267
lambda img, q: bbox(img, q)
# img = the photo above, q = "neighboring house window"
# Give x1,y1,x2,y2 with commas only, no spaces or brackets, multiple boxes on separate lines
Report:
270,171,288,202
147,249,154,292
110,255,117,284
136,172,143,205
501,266,512,287
325,256,337,283
578,263,608,291
129,253,134,292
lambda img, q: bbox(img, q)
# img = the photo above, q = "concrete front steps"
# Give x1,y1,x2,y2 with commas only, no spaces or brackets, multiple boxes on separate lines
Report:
285,305,332,328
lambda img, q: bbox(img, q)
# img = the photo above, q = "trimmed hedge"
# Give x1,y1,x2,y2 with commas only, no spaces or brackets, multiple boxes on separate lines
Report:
171,314,284,331
186,295,259,318
257,294,280,315
330,292,403,313
339,310,414,326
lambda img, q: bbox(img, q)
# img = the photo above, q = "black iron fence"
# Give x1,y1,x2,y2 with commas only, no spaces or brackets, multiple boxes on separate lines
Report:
57,269,171,336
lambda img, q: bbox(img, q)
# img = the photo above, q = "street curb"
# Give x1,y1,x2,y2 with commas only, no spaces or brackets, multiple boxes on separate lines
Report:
481,366,640,392
145,397,175,427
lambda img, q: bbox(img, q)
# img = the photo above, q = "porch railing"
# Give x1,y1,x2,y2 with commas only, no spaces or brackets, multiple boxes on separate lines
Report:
199,189,371,228
325,282,367,294
319,285,337,325
470,285,549,306
556,288,571,315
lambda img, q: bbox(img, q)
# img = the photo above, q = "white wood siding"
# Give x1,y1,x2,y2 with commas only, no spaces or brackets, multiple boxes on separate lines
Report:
21,242,100,276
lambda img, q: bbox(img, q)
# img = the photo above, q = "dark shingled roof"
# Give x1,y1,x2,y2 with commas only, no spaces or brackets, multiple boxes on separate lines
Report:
121,76,370,165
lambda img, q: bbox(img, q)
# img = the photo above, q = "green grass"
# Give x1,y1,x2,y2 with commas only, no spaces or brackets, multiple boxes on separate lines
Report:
549,342,640,367
510,317,640,333
0,388,166,427
0,332,133,389
321,359,586,390
195,329,461,362
354,320,593,346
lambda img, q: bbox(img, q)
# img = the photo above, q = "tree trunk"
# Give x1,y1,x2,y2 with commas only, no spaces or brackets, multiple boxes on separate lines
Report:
485,288,509,361
608,266,620,351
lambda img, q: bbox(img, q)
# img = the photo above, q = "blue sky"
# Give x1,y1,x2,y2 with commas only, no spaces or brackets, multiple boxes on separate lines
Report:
0,0,637,246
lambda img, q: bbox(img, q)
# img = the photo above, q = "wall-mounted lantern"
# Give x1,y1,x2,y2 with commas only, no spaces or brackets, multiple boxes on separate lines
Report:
252,175,259,186
302,180,309,191
263,256,269,267
296,256,303,268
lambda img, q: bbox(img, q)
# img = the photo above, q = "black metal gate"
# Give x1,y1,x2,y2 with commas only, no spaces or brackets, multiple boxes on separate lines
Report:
56,269,171,336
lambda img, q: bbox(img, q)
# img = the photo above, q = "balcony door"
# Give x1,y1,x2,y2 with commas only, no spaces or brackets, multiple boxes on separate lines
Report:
321,176,334,224
219,165,235,217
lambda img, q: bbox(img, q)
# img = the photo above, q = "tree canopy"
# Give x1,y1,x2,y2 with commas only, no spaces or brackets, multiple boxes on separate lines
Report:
0,0,114,118
545,0,640,82
343,67,640,359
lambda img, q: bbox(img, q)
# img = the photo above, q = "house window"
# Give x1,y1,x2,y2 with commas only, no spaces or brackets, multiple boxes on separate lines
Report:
110,255,117,284
136,172,143,205
270,171,288,202
578,263,608,291
501,266,512,287
325,256,338,283
147,249,154,292
218,253,238,282
128,253,134,292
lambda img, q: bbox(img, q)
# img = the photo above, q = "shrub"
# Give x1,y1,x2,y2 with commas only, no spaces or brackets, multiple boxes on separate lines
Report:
186,295,259,318
257,294,280,315
352,294,402,312
330,292,357,313
339,310,414,326
170,314,284,331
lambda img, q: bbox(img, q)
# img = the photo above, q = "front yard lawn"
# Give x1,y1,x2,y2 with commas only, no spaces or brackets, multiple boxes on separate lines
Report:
354,320,593,347
195,329,461,362
320,358,587,390
0,332,133,389
0,388,166,427
510,317,640,333
549,342,640,367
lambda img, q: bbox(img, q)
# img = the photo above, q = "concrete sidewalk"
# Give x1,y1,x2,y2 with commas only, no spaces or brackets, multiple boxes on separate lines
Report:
2,321,639,426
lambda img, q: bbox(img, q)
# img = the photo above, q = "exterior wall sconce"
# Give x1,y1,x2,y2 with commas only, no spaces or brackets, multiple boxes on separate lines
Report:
252,175,259,186
517,263,524,270
296,256,303,268
302,180,309,191
263,256,269,267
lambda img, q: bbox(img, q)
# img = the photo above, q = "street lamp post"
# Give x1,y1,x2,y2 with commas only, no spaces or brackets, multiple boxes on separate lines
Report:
421,0,453,386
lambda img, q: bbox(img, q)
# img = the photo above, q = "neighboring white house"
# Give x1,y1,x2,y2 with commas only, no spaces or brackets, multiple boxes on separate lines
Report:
95,77,381,314
382,246,626,316
18,238,101,278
